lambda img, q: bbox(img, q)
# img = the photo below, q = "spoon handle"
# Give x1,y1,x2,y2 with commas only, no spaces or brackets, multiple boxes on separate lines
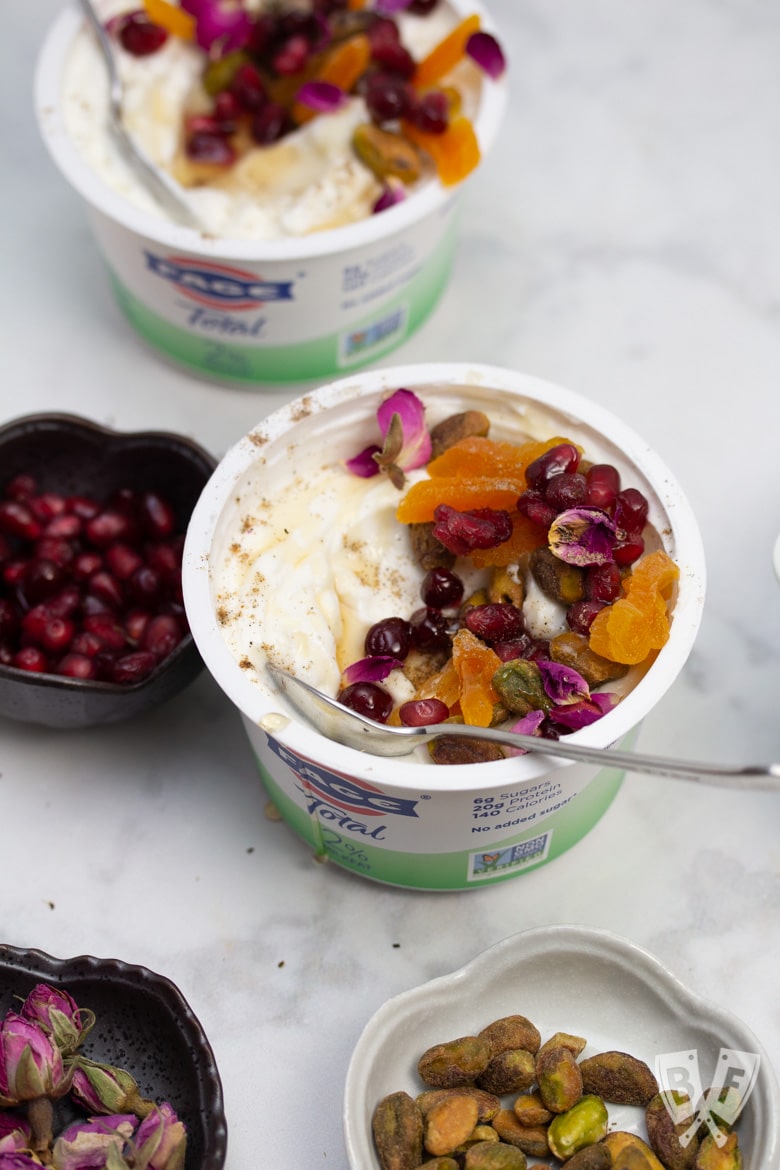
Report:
430,724,780,789
77,0,204,230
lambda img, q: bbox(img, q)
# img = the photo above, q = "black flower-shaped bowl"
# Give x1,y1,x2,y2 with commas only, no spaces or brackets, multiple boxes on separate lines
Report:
0,413,216,728
0,943,227,1170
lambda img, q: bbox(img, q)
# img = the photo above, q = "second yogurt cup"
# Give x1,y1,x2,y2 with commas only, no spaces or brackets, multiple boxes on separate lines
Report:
183,363,706,890
35,2,507,386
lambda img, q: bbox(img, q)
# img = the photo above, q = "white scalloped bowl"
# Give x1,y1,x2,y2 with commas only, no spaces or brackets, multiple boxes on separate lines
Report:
344,926,779,1170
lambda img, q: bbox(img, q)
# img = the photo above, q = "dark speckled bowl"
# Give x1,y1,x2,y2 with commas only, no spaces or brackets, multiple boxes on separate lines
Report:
0,943,227,1170
0,413,216,729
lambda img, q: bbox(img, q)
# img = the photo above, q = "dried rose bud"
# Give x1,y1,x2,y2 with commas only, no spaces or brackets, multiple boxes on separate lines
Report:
21,982,94,1055
71,1059,155,1119
346,389,431,488
134,1103,187,1170
0,1112,31,1154
51,1114,136,1170
548,507,616,566
0,1012,71,1106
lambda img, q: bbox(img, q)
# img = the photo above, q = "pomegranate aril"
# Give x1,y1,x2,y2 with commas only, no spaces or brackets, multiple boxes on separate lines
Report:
83,613,129,652
432,504,513,556
128,565,163,607
65,495,101,520
399,697,449,726
365,74,414,123
43,513,82,539
141,614,183,658
567,599,607,635
337,681,393,723
585,463,620,510
544,472,588,510
86,510,134,547
40,616,75,655
58,653,97,680
88,571,124,610
0,500,42,541
47,586,82,618
4,474,37,501
13,646,48,672
272,34,310,75
70,630,106,658
21,605,52,645
30,492,67,521
364,616,411,659
35,538,75,567
420,567,464,609
464,602,525,644
410,607,451,654
139,492,176,539
111,651,158,685
0,644,14,666
105,543,144,580
492,634,538,662
187,131,236,166
251,103,289,146
73,551,104,581
370,37,415,76
22,559,66,604
145,542,180,580
408,90,449,134
614,488,649,534
230,62,268,112
584,562,622,603
525,442,580,488
613,533,645,566
117,11,168,57
3,561,27,587
516,490,558,529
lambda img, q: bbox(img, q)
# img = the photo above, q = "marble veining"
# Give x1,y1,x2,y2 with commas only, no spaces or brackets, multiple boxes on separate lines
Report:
4,1,780,1167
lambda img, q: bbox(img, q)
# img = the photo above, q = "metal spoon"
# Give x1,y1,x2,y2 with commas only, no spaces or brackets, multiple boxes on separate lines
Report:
266,665,780,790
78,0,205,231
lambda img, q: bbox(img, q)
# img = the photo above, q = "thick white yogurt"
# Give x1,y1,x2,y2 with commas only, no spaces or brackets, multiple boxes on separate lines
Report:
62,0,475,240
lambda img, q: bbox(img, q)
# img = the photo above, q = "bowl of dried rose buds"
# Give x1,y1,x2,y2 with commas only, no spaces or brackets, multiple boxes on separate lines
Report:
182,362,706,890
35,0,507,387
0,942,227,1170
0,412,216,728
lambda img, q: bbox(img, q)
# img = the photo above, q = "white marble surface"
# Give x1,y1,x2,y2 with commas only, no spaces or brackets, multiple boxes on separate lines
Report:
3,1,780,1166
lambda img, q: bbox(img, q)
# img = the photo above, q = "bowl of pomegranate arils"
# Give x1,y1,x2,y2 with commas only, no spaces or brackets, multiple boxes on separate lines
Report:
0,413,216,728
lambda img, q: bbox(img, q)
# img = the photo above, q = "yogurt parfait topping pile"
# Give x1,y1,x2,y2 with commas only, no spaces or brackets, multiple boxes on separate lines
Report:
215,388,681,767
66,0,506,238
335,389,680,765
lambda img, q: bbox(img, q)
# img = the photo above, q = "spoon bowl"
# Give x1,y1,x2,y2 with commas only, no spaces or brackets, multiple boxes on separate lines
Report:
267,665,780,790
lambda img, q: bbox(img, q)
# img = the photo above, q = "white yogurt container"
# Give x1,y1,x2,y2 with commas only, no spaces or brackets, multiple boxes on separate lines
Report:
35,3,507,387
182,363,706,889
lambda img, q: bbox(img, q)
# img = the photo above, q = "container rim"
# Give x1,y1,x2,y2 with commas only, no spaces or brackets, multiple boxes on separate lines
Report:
182,362,707,791
34,0,508,261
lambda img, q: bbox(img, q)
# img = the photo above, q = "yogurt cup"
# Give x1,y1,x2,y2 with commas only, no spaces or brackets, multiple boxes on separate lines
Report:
182,363,706,890
34,3,507,387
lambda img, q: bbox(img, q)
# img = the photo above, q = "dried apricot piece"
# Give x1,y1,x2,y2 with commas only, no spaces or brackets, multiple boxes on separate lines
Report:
413,14,481,88
469,512,543,568
397,478,524,524
415,658,460,710
403,116,481,186
452,628,502,727
143,0,195,37
293,34,372,122
588,549,679,665
428,436,551,481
